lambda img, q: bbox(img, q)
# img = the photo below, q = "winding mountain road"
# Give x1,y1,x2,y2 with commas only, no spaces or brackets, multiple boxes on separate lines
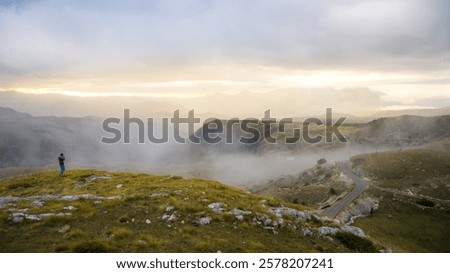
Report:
324,162,368,219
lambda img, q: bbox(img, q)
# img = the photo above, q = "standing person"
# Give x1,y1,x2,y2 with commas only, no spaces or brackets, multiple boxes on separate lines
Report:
58,153,65,174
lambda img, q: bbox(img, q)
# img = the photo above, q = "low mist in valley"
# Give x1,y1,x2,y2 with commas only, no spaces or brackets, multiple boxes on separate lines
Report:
2,97,448,186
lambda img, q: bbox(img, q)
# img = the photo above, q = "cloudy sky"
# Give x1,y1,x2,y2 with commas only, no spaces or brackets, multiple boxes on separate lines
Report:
0,0,449,109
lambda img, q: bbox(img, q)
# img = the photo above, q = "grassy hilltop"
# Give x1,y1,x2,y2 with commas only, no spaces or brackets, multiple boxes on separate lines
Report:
0,170,377,253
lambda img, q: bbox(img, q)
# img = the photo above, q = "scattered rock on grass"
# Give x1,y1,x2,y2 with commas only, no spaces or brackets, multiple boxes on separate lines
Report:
195,217,212,225
208,202,226,214
32,200,44,207
301,227,313,236
137,240,147,246
162,213,176,222
11,212,72,221
12,216,24,223
229,208,252,216
85,175,110,182
58,225,71,234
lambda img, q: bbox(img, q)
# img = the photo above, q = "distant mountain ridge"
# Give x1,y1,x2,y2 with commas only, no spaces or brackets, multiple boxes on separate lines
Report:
190,114,450,157
2,90,448,120
0,107,104,168
368,107,450,118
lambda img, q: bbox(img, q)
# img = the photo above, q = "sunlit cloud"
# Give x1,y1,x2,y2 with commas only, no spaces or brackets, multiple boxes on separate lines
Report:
0,0,448,109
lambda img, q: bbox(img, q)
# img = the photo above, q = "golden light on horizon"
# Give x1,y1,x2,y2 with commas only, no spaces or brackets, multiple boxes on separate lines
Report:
3,67,447,101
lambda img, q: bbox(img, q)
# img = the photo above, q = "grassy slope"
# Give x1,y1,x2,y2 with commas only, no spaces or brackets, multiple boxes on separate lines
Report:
352,189,450,252
0,170,352,253
351,139,450,252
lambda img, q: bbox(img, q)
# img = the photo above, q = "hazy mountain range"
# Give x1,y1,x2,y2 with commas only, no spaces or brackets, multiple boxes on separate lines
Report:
2,90,449,121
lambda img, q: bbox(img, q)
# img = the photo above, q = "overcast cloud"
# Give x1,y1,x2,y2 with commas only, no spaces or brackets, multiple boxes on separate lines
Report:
0,0,448,106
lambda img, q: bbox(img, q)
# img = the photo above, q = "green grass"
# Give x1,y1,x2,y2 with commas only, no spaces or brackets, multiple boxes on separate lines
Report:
351,142,450,252
334,232,377,253
353,190,450,252
352,148,450,181
0,169,355,253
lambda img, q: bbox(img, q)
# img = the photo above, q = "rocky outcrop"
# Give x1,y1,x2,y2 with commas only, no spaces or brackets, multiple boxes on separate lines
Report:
341,225,366,237
338,197,379,224
0,194,122,208
268,206,309,221
11,212,72,222
60,194,122,201
316,225,365,237
317,226,340,236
